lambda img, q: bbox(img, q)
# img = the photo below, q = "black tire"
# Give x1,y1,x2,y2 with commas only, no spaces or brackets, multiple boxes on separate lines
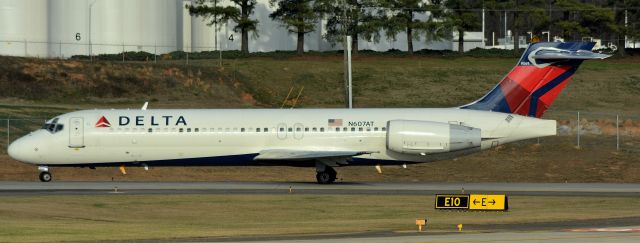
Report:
39,172,52,182
316,167,337,184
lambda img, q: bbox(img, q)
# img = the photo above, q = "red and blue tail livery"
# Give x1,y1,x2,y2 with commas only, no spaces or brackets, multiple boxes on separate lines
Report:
462,42,609,118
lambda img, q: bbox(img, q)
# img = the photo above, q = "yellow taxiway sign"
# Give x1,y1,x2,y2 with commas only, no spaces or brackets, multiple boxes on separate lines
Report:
469,194,508,210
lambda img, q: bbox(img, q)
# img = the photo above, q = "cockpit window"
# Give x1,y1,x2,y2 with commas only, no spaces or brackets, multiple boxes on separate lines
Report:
42,118,64,133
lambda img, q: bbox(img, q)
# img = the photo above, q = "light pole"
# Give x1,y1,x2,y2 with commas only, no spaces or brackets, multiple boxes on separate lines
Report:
89,0,97,62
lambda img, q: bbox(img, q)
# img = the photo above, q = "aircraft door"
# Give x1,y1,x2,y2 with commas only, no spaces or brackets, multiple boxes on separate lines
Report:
69,117,85,148
276,123,287,140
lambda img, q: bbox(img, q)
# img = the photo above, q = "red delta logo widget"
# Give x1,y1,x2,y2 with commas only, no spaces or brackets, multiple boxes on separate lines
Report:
95,116,111,128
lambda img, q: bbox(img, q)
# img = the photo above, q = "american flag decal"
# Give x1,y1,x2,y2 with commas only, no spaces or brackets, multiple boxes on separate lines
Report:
328,119,343,126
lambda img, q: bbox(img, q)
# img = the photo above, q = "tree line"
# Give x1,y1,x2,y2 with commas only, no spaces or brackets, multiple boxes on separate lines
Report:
188,0,640,55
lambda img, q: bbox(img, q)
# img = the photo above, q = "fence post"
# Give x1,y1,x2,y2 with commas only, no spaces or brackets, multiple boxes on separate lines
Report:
577,111,581,149
59,40,62,59
616,114,620,151
24,39,27,57
154,42,157,64
122,42,125,62
6,119,10,148
186,51,189,65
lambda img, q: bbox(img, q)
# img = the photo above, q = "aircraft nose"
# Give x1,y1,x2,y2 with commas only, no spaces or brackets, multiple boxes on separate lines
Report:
7,137,37,164
7,140,21,160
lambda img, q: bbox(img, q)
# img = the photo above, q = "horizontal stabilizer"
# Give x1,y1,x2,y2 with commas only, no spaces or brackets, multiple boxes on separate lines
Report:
530,48,610,60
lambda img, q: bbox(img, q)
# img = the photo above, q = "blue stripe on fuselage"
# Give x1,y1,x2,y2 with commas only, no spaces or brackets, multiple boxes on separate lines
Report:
49,153,408,168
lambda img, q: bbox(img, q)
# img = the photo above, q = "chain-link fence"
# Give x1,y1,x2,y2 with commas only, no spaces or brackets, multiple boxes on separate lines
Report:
0,118,47,153
0,39,226,64
1,111,639,154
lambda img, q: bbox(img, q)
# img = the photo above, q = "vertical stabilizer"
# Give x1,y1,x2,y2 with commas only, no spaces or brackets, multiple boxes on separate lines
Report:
461,42,609,118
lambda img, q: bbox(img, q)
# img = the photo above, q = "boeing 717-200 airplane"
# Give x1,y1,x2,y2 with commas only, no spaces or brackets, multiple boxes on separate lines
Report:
8,42,609,183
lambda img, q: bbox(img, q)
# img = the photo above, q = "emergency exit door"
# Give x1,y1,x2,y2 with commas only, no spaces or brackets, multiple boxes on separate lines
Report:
69,117,84,148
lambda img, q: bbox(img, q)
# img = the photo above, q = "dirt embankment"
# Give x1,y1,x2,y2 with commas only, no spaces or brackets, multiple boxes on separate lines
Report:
558,119,640,136
0,56,256,107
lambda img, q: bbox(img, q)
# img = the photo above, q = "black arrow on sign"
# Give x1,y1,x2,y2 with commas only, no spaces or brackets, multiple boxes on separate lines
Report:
490,199,496,205
473,199,479,205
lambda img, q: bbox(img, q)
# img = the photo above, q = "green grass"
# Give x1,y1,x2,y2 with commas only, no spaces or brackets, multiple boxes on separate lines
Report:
0,195,639,242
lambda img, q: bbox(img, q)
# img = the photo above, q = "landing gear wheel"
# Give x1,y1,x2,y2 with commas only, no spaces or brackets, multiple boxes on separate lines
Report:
316,167,337,184
39,172,52,182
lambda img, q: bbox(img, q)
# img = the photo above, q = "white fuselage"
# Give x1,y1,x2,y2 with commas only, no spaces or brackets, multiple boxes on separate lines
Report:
8,108,556,167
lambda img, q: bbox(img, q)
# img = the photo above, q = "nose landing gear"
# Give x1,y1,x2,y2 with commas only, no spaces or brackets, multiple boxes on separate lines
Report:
39,171,52,182
38,165,52,182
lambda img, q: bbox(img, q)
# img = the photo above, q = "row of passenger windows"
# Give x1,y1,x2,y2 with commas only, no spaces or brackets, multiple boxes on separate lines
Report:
108,126,387,133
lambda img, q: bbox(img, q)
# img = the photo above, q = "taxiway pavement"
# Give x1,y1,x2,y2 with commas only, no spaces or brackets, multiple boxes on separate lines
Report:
1,181,639,196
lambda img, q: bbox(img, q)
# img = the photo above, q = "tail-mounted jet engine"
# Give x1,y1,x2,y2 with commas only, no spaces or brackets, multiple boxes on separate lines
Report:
386,120,481,155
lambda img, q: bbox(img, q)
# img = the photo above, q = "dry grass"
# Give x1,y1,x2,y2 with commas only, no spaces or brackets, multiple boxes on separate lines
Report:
0,195,638,242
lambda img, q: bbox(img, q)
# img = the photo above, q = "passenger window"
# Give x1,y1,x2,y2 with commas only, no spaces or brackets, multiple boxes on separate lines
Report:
279,127,285,132
382,127,386,131
148,128,152,133
305,127,309,132
296,127,301,132
351,127,355,132
320,127,325,132
241,128,245,132
343,127,347,131
312,127,317,132
195,128,199,132
359,127,363,132
366,127,371,132
179,128,184,133
335,127,340,132
288,127,292,132
256,128,261,132
187,128,192,132
264,128,269,132
374,127,379,131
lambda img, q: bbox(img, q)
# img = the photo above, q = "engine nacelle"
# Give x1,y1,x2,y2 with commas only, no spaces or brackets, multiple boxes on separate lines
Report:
386,120,481,155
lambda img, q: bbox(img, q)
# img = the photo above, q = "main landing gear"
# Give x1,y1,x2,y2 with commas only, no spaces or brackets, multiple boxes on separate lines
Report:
315,163,337,184
38,166,52,182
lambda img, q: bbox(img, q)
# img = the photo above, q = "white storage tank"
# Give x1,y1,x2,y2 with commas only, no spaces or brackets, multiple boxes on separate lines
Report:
121,0,178,55
177,0,191,52
190,0,217,52
0,0,48,57
48,0,89,58
49,0,178,58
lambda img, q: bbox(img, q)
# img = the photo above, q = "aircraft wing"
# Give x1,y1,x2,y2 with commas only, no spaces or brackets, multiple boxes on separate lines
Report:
254,149,375,161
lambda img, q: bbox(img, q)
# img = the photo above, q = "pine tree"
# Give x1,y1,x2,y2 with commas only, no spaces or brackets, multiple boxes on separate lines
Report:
269,0,320,55
379,0,441,55
315,0,383,54
188,0,259,54
435,0,482,54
